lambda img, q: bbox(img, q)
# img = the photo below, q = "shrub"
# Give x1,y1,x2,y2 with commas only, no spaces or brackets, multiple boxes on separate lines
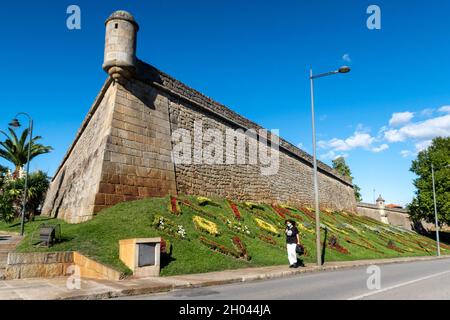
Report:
4,170,50,219
0,192,14,223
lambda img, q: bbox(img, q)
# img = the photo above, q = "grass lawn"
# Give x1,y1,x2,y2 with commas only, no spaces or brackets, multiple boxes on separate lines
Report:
0,195,447,277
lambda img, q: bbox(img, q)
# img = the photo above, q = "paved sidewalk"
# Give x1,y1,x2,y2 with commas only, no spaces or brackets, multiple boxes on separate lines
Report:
0,255,446,300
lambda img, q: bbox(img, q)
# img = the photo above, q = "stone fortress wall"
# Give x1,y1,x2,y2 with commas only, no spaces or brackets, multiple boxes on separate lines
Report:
356,198,412,230
42,10,357,223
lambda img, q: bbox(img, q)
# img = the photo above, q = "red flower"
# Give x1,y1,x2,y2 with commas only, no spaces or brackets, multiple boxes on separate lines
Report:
258,234,277,245
271,204,286,219
232,236,249,260
228,200,241,220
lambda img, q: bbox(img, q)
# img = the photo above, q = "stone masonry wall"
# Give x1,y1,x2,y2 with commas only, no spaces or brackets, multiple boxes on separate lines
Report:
42,80,117,223
168,97,356,211
356,203,412,230
95,79,177,213
43,59,357,223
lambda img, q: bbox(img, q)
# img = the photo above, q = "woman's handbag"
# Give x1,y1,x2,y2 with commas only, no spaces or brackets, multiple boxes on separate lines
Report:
296,243,305,256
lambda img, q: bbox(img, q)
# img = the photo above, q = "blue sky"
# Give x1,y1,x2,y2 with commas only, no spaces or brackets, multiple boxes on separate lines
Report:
1,0,450,206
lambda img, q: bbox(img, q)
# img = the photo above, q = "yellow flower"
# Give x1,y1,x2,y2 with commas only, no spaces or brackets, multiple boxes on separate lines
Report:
254,218,279,235
279,204,296,211
193,215,220,236
297,223,314,233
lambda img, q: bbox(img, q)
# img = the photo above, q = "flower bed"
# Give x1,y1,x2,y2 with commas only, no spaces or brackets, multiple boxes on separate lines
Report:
181,199,217,220
224,219,252,237
196,196,217,206
299,207,316,221
243,202,263,210
326,235,350,254
271,204,287,219
168,196,181,215
298,222,314,234
387,240,404,253
232,236,251,260
193,215,220,236
152,215,187,239
254,218,279,236
258,234,277,246
160,238,172,255
344,236,384,254
199,236,242,259
228,200,242,220
247,207,284,227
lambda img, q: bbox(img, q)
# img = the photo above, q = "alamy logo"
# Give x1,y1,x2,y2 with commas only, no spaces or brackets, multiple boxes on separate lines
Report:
66,5,81,30
366,5,381,30
171,121,280,176
366,265,381,290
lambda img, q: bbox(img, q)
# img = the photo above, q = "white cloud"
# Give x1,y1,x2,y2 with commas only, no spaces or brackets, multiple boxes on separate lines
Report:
421,108,434,117
319,131,388,157
371,144,389,153
384,114,450,142
438,106,450,113
319,131,375,152
400,150,415,158
389,112,414,126
320,150,349,161
415,140,432,152
342,53,351,63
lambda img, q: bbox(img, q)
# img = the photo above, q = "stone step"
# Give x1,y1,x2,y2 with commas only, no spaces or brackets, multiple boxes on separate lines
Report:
0,252,8,263
0,244,18,251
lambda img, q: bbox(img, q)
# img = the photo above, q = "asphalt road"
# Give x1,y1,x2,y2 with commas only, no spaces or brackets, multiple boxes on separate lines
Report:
119,257,450,300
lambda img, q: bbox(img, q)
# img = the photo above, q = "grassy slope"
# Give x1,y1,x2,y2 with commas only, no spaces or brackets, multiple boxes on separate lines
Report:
0,195,446,277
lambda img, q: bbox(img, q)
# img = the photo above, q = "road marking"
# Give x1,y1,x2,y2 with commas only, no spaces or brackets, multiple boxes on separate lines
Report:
348,269,450,300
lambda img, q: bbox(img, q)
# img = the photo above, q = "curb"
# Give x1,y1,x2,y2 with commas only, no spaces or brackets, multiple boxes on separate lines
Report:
63,255,449,300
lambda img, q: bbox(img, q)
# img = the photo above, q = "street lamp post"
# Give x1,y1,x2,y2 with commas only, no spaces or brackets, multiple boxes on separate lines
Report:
9,113,33,237
431,163,440,257
309,66,350,266
431,163,450,256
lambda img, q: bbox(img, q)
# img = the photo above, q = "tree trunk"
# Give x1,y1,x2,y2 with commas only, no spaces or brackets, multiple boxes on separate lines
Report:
12,166,21,180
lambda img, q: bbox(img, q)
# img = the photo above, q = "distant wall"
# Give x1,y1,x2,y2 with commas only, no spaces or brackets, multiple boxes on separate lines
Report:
357,202,412,230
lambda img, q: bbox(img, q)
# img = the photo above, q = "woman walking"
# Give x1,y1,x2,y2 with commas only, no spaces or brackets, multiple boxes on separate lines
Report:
285,219,300,268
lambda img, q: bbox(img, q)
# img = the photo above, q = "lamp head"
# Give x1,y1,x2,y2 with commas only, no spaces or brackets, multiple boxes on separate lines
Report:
338,66,351,74
8,119,21,128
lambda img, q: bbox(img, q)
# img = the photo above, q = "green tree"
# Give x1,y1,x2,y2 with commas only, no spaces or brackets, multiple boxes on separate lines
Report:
0,192,14,223
332,157,362,202
4,170,50,220
0,128,53,178
408,137,450,224
0,164,8,189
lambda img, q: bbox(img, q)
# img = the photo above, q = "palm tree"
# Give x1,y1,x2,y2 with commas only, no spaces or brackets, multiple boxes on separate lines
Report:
0,128,53,178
